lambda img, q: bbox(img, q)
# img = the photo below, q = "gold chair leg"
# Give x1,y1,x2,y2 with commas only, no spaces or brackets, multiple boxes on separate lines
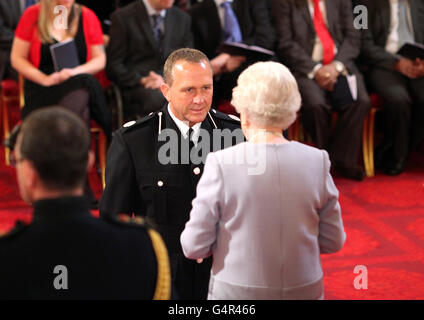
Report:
98,129,107,190
1,95,11,166
367,109,377,177
362,113,371,177
363,108,377,178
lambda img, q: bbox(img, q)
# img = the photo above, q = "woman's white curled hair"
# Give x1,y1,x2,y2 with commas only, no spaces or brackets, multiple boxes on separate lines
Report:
231,61,301,129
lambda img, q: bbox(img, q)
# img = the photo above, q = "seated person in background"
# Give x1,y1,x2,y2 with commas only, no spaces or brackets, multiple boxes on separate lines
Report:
106,0,193,122
272,0,371,181
10,0,111,135
181,61,346,300
0,0,39,81
77,0,118,44
0,107,170,300
188,0,275,105
359,0,424,175
11,0,112,205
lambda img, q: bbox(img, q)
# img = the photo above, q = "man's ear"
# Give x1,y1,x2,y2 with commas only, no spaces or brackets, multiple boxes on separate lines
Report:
160,83,171,102
87,150,95,173
22,161,39,191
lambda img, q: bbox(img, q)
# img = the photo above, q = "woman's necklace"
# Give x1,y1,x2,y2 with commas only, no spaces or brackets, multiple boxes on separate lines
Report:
248,131,284,142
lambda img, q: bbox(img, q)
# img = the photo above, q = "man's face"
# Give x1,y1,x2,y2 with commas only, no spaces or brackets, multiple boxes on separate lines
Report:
162,60,213,127
147,0,175,11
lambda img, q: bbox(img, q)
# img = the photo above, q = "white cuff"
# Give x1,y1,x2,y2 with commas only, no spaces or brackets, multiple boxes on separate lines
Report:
308,63,323,79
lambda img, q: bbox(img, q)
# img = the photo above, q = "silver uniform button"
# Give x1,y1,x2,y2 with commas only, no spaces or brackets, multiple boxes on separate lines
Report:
157,180,164,187
193,167,201,175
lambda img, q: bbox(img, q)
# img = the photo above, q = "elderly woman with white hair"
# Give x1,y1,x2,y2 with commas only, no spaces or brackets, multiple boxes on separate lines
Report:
180,61,346,300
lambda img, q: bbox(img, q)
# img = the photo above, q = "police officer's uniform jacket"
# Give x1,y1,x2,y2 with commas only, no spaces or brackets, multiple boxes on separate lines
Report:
99,105,241,299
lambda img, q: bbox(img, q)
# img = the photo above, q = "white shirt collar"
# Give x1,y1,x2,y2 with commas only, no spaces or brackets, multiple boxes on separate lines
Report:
143,0,166,18
167,105,202,143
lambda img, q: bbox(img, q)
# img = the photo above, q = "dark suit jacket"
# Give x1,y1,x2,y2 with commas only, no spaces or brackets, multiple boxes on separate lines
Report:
272,0,360,77
106,0,193,89
100,106,241,255
188,0,275,59
359,0,424,70
0,197,158,299
0,0,23,79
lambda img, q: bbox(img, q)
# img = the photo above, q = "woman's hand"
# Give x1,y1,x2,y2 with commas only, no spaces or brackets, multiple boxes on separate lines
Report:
42,72,61,87
58,68,77,82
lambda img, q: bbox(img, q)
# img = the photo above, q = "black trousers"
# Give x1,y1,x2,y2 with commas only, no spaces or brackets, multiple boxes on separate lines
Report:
368,68,424,162
296,73,371,168
170,253,212,300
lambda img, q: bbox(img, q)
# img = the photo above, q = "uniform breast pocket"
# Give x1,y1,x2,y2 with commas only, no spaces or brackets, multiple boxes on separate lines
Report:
137,171,183,224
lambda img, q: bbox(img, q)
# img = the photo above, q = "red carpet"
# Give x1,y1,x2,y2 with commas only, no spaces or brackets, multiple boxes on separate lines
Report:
1,104,423,299
322,152,424,299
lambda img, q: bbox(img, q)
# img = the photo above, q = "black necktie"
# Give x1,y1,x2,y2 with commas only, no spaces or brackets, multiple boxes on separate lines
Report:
188,128,195,153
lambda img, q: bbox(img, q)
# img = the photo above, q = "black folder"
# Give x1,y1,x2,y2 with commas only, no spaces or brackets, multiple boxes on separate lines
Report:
397,42,424,61
217,42,275,61
50,39,80,72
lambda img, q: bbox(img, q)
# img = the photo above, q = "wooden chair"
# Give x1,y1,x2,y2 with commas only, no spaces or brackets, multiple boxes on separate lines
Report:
289,97,382,178
90,121,107,190
362,94,383,177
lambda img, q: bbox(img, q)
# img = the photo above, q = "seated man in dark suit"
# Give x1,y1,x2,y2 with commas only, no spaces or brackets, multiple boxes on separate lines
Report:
0,0,38,81
272,0,371,180
359,0,424,175
0,107,170,300
188,0,275,105
106,0,193,121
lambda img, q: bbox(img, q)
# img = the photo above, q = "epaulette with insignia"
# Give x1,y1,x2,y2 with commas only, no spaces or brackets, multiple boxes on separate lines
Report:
104,214,155,230
0,221,28,241
120,112,158,133
210,108,241,124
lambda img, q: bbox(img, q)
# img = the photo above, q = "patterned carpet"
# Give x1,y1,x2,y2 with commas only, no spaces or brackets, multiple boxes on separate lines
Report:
0,132,423,299
322,152,424,299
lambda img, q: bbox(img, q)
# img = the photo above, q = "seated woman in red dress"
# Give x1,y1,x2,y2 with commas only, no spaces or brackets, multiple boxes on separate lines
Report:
10,0,111,136
10,0,112,207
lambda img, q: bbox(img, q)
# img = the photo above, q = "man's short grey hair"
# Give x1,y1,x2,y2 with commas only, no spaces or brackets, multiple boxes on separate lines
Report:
231,61,301,129
163,48,211,86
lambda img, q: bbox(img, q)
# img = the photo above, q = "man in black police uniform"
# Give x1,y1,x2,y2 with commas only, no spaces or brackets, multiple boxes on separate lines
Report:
0,107,170,300
100,48,243,299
